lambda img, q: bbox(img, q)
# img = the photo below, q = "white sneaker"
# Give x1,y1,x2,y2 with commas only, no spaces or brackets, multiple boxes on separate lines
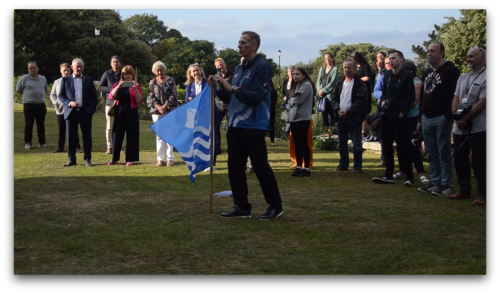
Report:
39,143,47,148
25,143,32,150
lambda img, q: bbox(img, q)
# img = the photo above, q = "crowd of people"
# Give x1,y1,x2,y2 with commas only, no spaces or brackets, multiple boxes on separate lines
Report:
16,31,487,219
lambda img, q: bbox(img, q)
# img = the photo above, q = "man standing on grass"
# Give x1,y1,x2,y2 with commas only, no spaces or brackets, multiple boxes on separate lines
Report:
372,50,415,187
214,58,233,155
49,63,82,154
208,31,283,220
58,58,97,167
417,42,460,196
446,46,486,205
99,56,122,155
330,58,367,174
16,61,48,150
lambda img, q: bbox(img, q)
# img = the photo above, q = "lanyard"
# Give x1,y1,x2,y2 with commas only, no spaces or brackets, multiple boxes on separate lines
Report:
466,67,485,95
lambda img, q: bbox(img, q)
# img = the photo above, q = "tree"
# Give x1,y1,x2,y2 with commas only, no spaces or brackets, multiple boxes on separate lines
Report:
151,38,177,60
14,10,64,80
411,9,486,73
216,47,240,73
123,13,168,47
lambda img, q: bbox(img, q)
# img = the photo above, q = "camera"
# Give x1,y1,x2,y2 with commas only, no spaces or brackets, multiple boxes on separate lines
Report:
382,99,393,112
411,130,424,147
453,105,473,130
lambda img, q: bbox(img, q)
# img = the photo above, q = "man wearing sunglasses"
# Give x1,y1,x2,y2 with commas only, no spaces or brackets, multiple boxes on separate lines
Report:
446,46,487,205
417,42,460,197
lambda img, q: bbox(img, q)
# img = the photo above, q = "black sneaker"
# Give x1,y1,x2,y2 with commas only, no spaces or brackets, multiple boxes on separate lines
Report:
249,167,255,173
352,167,361,173
403,180,414,187
291,168,302,176
431,186,454,197
372,176,394,184
260,208,283,220
334,165,348,171
298,169,311,177
220,207,251,219
418,183,439,194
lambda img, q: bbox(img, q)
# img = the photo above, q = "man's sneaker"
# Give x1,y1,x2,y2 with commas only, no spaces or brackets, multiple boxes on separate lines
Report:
352,167,361,174
404,180,414,187
25,143,32,150
220,207,251,219
432,186,454,197
298,169,311,177
291,168,302,176
260,208,283,220
418,183,440,194
393,172,404,179
39,143,47,148
334,165,348,171
372,176,394,184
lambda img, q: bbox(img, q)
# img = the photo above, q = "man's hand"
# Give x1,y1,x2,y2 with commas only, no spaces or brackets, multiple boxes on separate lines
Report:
417,123,422,132
399,113,404,118
456,117,467,130
380,100,386,109
208,75,231,91
70,101,79,107
187,97,193,101
338,110,348,118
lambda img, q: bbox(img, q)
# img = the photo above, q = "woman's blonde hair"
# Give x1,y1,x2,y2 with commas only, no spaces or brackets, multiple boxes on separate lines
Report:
152,61,167,74
120,65,136,81
184,64,206,85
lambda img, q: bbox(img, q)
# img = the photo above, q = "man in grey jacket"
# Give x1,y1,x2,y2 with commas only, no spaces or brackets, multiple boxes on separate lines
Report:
99,56,122,154
49,63,81,153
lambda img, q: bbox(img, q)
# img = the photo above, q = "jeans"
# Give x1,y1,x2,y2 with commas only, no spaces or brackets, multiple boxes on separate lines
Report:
453,131,486,198
23,103,46,144
227,127,282,212
337,116,363,169
421,114,454,187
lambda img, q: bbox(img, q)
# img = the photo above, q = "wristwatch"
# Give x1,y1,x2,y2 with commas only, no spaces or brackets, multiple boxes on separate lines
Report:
231,86,239,95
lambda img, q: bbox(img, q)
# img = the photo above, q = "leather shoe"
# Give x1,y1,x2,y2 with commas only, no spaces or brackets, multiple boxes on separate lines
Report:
106,148,112,154
377,161,386,167
85,160,93,167
52,148,64,153
472,197,486,205
76,148,83,153
445,192,471,200
63,161,77,167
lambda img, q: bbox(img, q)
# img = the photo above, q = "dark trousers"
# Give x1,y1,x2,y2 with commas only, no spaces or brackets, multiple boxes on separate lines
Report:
66,109,93,163
227,127,282,212
56,114,80,150
322,99,335,126
453,131,486,198
290,120,311,169
23,103,46,144
112,105,139,162
397,116,425,174
380,115,413,181
215,110,226,154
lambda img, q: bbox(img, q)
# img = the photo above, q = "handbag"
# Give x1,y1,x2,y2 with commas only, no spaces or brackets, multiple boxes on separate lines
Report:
316,95,327,112
107,99,117,116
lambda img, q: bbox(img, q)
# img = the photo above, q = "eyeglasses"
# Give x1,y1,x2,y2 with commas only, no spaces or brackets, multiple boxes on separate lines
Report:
470,46,485,54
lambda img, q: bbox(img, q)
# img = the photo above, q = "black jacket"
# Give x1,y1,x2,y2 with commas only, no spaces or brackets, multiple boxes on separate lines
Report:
380,69,415,120
99,69,122,106
331,75,368,126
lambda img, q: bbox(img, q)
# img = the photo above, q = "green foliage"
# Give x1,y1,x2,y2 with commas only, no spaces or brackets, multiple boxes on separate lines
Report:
313,135,338,151
123,13,168,47
217,47,240,73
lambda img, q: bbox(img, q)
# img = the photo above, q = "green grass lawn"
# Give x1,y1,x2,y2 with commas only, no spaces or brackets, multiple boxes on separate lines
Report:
13,103,486,274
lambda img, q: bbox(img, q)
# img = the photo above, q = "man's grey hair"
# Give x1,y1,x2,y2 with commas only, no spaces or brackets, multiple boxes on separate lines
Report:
343,58,356,68
72,58,84,65
152,61,167,74
241,31,261,51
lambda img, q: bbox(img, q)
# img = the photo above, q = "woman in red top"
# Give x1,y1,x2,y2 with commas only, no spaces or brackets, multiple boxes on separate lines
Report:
108,65,143,166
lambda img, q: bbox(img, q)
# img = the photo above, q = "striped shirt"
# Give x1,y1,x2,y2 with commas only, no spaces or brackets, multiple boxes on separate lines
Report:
452,67,486,134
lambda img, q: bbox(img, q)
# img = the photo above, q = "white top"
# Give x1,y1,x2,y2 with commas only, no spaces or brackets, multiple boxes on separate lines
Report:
195,80,202,96
73,74,83,107
340,79,354,112
452,67,486,134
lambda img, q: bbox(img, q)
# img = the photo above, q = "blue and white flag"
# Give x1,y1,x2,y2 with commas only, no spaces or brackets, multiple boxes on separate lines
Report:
150,86,212,182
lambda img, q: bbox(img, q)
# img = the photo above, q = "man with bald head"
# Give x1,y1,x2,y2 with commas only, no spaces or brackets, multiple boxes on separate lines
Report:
447,46,487,205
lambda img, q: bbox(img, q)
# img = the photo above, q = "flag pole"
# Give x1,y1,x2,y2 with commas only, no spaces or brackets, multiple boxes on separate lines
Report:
209,85,214,213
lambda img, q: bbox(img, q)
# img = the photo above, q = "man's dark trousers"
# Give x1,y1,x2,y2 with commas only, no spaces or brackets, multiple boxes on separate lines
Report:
66,108,93,163
57,114,80,150
226,127,282,212
453,131,486,198
24,103,46,144
380,114,413,180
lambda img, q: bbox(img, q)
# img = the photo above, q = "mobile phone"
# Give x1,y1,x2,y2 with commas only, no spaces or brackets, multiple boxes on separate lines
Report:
122,81,133,87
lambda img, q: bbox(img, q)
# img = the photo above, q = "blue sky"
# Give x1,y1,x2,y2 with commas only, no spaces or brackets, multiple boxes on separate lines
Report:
117,9,462,66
